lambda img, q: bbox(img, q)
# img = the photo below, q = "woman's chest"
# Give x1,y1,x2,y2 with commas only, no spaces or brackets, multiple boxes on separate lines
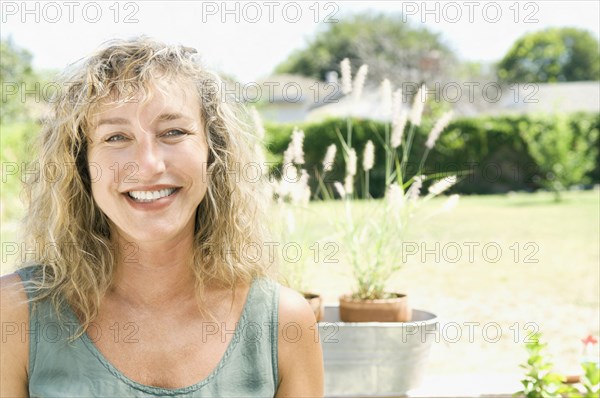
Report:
87,292,248,388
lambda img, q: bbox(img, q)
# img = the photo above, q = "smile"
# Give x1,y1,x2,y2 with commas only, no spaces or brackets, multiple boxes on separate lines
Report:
126,188,179,203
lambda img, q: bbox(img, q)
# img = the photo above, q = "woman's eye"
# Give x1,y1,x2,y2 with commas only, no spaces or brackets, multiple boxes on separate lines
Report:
106,134,127,142
163,129,187,137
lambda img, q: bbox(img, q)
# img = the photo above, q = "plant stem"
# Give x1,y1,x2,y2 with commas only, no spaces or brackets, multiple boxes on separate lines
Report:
402,124,416,177
346,117,353,148
384,121,390,187
417,147,431,177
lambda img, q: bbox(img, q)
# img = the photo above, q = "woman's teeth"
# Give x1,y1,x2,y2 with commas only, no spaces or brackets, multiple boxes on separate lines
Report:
127,188,177,202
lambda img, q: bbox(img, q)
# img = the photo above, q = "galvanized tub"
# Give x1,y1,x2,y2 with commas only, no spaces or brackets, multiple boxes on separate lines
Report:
318,305,439,397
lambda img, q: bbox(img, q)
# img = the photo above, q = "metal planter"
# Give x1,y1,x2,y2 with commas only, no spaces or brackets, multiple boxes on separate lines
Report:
318,305,439,397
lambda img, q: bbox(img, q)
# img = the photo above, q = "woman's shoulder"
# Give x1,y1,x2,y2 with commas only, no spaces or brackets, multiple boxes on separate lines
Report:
277,285,316,323
0,272,30,396
275,284,325,396
252,276,316,323
0,271,30,321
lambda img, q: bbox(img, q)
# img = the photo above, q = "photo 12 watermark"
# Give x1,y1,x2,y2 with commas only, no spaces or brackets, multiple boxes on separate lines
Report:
1,1,141,24
401,1,540,24
400,240,540,264
198,1,339,23
316,319,545,345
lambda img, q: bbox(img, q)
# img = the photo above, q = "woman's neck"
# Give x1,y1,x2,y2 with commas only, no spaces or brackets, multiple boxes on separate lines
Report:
109,230,198,309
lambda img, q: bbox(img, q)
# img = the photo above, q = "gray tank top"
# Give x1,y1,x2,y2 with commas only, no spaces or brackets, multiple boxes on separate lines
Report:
15,266,280,397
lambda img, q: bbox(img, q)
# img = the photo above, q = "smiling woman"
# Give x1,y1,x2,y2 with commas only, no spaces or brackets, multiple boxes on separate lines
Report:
0,38,324,397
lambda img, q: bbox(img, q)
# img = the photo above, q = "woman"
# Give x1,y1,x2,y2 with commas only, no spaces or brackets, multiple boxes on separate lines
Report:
1,38,324,397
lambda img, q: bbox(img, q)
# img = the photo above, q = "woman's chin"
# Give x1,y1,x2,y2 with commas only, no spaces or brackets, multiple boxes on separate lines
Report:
115,224,192,245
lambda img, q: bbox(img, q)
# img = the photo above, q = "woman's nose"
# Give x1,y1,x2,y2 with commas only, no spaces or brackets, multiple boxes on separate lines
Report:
133,135,166,180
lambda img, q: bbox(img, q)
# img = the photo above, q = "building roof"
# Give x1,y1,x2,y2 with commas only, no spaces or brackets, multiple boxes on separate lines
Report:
483,81,600,116
305,81,600,122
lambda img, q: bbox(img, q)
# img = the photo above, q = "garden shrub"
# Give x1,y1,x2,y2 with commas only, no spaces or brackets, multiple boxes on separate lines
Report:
264,113,600,197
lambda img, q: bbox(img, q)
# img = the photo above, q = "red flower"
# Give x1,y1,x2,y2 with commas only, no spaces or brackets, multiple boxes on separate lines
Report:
581,335,598,345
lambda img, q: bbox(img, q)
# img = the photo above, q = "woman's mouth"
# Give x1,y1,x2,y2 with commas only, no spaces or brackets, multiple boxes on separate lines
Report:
126,188,179,203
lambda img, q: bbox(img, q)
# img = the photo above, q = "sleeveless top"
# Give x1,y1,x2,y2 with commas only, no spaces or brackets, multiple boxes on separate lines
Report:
15,266,281,397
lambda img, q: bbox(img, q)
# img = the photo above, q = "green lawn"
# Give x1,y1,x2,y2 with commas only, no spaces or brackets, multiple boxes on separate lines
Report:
295,189,600,377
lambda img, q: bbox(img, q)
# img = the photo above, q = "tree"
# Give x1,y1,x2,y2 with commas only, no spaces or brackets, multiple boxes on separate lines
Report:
497,27,600,83
274,13,455,84
520,113,599,201
0,37,37,122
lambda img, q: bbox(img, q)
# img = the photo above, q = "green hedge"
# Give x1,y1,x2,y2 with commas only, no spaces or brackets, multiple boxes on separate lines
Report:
264,112,600,197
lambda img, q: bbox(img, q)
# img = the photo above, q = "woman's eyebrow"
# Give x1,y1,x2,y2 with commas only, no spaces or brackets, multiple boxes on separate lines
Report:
94,113,194,130
96,117,130,127
155,112,189,122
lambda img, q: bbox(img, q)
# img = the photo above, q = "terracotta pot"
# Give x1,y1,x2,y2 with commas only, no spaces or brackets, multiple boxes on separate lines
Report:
564,374,581,384
339,293,412,322
303,292,324,322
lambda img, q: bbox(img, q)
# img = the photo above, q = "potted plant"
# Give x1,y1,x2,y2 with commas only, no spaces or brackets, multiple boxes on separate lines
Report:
318,60,460,323
259,60,462,394
311,60,462,396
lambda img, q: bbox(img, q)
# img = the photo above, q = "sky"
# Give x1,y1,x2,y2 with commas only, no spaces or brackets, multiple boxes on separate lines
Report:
1,0,599,83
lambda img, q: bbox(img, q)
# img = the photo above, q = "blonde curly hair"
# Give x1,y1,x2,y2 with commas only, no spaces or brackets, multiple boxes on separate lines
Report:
19,37,277,333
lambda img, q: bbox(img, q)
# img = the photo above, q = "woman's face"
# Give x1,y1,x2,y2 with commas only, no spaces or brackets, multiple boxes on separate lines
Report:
87,80,209,244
